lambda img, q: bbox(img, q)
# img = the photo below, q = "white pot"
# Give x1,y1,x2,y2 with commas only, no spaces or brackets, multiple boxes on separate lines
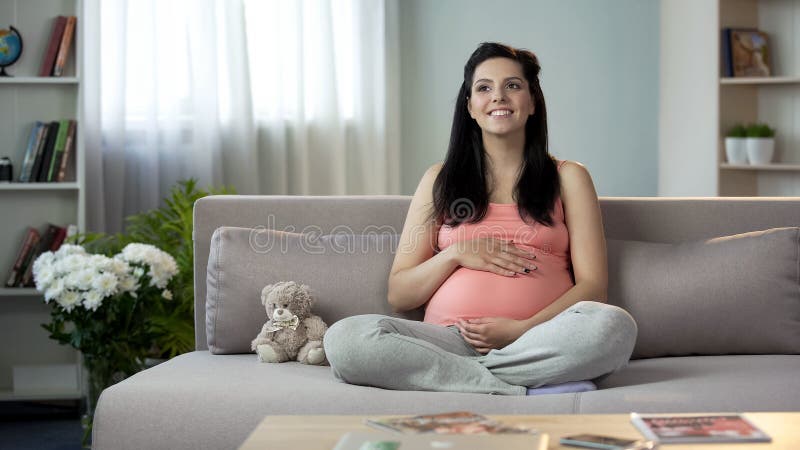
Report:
745,137,775,165
724,137,748,164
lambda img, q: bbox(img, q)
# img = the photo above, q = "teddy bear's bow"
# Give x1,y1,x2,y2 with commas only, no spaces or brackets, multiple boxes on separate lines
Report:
264,315,301,332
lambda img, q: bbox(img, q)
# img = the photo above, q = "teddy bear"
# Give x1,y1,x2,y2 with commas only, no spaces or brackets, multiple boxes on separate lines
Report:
250,281,328,365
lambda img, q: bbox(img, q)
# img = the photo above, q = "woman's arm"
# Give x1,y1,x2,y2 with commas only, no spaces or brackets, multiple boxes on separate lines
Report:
522,160,608,327
387,164,459,312
457,160,608,351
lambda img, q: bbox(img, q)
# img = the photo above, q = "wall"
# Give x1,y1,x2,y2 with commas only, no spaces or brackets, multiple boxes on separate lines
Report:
398,0,659,196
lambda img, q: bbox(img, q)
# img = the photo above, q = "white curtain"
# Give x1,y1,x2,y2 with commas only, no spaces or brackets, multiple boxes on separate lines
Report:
82,0,401,233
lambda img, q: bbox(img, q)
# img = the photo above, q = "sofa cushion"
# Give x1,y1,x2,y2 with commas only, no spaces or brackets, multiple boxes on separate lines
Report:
607,227,800,359
206,227,422,354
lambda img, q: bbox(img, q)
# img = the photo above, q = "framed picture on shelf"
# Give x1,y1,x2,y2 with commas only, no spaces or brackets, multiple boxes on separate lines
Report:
730,29,771,77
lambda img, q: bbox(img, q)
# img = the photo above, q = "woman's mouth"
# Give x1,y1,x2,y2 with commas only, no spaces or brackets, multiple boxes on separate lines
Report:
489,109,513,117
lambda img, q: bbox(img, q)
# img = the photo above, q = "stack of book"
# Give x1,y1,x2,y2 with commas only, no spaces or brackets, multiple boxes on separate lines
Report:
17,120,77,183
39,15,77,77
5,224,74,288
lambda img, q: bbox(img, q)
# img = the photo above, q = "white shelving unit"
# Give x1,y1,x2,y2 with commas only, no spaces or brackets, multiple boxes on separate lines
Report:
0,0,84,401
0,77,79,85
659,0,800,197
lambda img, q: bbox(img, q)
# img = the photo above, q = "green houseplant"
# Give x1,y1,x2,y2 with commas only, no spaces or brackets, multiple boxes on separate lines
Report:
724,124,748,164
727,124,748,138
744,123,776,165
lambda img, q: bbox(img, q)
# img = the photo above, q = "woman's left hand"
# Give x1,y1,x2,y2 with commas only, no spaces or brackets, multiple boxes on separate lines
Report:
455,317,530,354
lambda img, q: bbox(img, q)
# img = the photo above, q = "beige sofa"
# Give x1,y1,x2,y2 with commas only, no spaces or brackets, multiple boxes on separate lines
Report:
93,196,800,450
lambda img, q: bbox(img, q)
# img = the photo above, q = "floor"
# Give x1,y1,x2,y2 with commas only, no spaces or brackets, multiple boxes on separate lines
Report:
0,401,84,450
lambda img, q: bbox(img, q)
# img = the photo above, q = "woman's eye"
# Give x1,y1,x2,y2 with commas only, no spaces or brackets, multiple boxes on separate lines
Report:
477,85,490,92
507,82,521,89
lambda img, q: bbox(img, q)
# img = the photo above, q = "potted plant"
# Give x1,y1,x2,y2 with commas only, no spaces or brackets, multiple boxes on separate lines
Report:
745,123,776,165
724,124,748,164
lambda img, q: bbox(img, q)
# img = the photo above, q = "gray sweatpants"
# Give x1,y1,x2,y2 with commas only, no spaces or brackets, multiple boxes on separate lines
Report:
324,301,637,395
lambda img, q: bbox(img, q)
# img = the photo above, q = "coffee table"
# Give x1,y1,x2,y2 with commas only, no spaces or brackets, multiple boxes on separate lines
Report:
238,412,798,449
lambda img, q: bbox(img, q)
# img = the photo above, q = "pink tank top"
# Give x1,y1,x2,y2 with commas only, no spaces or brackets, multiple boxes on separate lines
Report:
423,160,574,326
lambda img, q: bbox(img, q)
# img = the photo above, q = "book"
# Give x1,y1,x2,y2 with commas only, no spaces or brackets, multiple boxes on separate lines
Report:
720,28,733,78
29,122,53,183
730,29,771,77
333,431,548,450
365,412,537,435
5,228,41,288
35,121,60,182
39,16,67,76
47,120,70,182
18,122,44,182
49,225,68,251
630,413,772,444
20,224,65,287
53,16,76,77
56,120,77,182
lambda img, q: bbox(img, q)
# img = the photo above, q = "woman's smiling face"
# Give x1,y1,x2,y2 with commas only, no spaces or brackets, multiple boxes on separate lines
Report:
467,57,535,138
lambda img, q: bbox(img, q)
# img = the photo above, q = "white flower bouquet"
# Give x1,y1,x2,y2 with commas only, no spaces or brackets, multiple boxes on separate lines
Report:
33,242,179,415
34,243,177,313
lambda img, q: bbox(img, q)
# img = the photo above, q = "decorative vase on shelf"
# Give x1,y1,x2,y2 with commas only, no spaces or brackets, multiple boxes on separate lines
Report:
724,137,748,164
746,138,775,165
724,124,748,164
744,123,776,166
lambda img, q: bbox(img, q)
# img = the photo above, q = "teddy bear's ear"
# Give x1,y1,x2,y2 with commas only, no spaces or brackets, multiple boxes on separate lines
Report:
260,284,275,305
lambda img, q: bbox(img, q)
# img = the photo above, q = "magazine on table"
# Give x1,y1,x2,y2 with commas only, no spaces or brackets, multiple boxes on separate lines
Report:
364,411,538,435
630,413,772,444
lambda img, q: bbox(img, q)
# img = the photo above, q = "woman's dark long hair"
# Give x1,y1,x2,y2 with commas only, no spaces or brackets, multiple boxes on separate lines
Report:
431,42,560,227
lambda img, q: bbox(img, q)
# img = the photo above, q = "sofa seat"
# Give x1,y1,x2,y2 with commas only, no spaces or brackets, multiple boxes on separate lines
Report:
591,354,800,413
93,351,800,450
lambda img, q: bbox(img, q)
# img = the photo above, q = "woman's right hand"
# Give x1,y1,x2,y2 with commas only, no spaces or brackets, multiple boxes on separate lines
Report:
448,237,538,276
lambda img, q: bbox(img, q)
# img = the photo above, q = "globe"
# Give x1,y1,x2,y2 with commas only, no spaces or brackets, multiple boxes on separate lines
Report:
0,26,23,76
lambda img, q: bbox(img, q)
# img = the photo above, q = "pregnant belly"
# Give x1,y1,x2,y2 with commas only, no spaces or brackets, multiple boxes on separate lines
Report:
424,266,574,326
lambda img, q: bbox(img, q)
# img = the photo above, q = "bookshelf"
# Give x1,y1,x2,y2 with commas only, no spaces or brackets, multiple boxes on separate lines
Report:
0,0,84,401
659,0,800,197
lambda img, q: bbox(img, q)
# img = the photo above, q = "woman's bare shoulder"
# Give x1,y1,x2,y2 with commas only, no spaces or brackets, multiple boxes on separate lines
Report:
414,163,443,198
423,162,443,180
556,160,597,199
557,160,592,181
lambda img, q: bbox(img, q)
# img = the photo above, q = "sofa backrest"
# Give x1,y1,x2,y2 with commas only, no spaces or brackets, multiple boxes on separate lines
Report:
193,196,800,352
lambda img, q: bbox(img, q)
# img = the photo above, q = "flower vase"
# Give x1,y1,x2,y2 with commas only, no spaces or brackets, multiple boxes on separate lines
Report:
81,358,124,448
724,137,747,164
745,137,775,165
